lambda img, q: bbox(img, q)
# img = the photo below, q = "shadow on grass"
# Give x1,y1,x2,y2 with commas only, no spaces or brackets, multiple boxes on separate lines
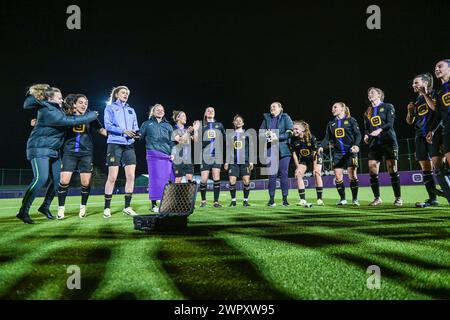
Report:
334,252,450,299
377,252,450,271
356,226,449,241
1,246,112,300
157,227,292,300
1,223,117,300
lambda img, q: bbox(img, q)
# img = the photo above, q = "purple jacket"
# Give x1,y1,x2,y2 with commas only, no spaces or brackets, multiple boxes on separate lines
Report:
104,100,139,145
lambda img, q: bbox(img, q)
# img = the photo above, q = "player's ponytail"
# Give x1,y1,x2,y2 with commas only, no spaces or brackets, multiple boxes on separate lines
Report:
301,120,312,141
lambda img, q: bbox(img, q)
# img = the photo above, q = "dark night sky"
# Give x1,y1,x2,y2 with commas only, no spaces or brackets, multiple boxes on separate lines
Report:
0,0,449,174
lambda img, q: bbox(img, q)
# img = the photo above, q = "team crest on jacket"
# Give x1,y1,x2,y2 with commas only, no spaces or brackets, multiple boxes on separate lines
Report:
380,107,384,112
371,116,381,126
300,149,311,156
442,92,450,106
335,128,345,138
207,130,216,139
417,104,429,116
344,120,349,125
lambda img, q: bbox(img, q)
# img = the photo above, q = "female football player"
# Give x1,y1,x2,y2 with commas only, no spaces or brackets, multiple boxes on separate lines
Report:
199,107,226,208
172,110,200,183
363,87,403,207
290,120,324,206
406,74,440,207
103,86,140,218
224,115,254,207
17,85,97,224
56,94,107,219
318,103,361,206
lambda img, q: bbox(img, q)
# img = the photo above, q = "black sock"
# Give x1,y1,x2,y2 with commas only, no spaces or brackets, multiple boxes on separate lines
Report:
200,182,207,201
390,172,401,198
81,185,90,206
423,170,437,200
350,179,359,201
336,180,346,200
243,183,250,200
283,195,288,202
104,194,112,209
269,196,275,203
316,187,323,200
298,189,306,200
125,193,132,208
370,174,380,198
58,183,69,206
229,184,236,201
152,200,157,208
213,180,221,202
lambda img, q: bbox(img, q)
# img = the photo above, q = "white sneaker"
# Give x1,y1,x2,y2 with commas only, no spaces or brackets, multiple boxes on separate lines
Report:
337,199,347,206
57,206,65,220
352,199,360,206
123,207,138,216
152,207,159,213
394,198,403,207
297,199,307,206
317,199,324,206
103,208,111,219
79,205,86,218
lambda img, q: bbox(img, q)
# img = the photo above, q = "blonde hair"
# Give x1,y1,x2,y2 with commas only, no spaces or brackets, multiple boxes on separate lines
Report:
271,101,283,113
149,104,164,118
293,120,312,141
28,84,50,100
108,86,130,104
334,102,351,118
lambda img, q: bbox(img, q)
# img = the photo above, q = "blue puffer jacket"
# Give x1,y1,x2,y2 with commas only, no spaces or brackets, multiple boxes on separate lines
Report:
260,112,294,158
140,116,174,155
24,95,98,160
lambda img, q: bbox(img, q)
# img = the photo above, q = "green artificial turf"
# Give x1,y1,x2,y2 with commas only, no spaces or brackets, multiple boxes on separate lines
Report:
0,185,449,300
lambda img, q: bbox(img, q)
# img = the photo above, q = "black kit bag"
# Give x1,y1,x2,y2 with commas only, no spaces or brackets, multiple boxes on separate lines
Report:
133,181,198,232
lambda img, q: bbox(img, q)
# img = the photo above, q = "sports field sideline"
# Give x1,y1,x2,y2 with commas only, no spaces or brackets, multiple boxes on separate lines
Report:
0,186,448,300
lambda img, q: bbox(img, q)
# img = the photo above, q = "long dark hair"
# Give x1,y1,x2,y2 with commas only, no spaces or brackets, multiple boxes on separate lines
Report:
203,106,215,125
64,94,87,115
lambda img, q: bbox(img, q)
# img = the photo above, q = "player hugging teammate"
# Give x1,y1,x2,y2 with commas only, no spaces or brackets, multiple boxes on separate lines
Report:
57,94,107,219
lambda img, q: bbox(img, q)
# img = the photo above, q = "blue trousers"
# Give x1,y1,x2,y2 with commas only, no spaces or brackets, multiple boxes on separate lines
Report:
20,157,61,215
268,156,291,198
